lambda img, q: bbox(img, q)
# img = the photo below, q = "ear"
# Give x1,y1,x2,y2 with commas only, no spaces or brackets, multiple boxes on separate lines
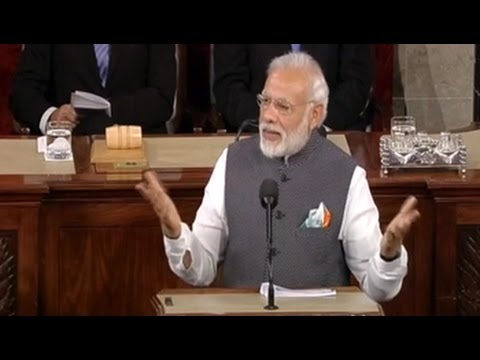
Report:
309,104,324,130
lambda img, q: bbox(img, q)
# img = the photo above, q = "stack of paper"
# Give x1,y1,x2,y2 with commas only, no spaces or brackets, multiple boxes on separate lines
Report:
71,91,111,117
260,282,336,298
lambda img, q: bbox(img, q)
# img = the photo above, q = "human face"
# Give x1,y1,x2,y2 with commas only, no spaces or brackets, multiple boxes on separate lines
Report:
259,69,323,158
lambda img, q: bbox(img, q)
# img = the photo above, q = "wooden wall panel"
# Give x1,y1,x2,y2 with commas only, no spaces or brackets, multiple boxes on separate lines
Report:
41,198,201,315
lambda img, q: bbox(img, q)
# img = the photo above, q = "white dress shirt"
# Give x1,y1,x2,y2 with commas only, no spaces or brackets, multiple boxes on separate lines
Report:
164,148,408,303
40,106,57,134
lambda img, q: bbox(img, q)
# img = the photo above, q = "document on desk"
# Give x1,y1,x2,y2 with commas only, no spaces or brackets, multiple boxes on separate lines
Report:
71,91,111,117
260,282,336,298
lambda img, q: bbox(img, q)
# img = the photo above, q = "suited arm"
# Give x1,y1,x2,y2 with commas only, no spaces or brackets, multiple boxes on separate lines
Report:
213,44,259,130
10,44,54,134
108,44,176,132
324,44,373,130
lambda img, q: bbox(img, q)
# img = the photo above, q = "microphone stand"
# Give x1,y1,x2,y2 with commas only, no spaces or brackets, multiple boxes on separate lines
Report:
235,118,259,142
264,199,278,310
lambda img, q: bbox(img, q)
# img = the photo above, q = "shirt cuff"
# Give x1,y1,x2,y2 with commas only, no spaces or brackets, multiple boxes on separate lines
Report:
40,106,58,135
164,222,190,256
375,246,408,277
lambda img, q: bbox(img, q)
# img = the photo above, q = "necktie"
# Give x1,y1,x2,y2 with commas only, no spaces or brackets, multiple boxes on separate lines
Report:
291,44,301,52
94,44,110,87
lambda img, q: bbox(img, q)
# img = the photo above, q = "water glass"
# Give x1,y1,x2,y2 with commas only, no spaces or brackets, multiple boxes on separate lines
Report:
391,116,416,141
45,121,73,161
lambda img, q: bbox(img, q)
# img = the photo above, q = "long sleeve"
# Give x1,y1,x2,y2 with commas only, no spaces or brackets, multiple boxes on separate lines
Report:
164,149,228,286
340,167,408,302
213,44,258,130
323,44,373,130
10,44,53,134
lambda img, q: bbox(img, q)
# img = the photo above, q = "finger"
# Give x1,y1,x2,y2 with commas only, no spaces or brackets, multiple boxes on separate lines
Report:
399,196,418,214
407,209,421,223
135,182,151,200
67,104,77,115
399,209,421,227
143,170,165,192
388,211,420,237
64,110,77,123
64,105,74,114
389,205,420,227
56,110,75,124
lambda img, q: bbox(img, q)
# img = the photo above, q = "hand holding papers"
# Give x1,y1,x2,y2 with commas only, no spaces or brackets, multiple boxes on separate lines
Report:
71,91,111,117
260,282,336,298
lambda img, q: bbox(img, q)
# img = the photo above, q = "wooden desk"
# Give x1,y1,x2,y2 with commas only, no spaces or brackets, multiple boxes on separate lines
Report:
153,287,384,316
0,133,477,316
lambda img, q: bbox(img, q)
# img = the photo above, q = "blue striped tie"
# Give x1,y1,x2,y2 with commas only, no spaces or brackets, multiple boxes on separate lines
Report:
94,44,110,87
291,44,301,52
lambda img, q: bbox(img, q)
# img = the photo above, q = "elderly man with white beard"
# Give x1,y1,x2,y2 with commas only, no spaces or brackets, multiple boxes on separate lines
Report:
136,52,420,303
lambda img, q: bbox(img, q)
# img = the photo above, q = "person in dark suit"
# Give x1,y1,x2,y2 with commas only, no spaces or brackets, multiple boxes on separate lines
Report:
10,44,176,135
213,44,373,132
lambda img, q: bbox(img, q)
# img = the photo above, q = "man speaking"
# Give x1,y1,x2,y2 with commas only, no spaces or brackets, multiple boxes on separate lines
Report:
136,52,420,303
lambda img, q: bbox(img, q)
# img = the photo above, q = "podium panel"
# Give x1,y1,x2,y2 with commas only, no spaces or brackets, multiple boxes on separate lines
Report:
153,287,384,316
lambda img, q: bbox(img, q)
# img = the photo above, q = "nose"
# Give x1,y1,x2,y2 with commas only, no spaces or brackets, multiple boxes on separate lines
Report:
260,103,278,124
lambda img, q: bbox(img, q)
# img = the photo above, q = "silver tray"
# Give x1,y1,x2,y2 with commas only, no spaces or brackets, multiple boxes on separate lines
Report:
379,133,467,175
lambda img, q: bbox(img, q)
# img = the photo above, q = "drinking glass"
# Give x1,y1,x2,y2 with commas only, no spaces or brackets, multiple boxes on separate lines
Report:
45,121,73,161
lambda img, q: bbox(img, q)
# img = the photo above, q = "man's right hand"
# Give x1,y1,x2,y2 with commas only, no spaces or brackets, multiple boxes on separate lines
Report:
135,170,182,239
49,104,78,125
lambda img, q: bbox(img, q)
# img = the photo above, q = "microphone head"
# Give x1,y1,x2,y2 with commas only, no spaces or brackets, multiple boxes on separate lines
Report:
259,178,279,209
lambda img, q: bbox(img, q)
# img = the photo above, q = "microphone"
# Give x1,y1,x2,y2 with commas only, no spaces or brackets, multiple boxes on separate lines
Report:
235,118,259,142
259,178,279,310
259,178,278,210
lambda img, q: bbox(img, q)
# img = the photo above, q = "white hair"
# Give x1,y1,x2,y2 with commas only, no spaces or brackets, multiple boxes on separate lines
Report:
267,52,329,122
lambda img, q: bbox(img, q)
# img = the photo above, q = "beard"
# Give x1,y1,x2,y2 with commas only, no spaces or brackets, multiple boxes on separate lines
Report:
260,110,312,159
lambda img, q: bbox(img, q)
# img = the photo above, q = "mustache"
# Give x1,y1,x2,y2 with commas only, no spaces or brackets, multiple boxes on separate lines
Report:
260,123,285,135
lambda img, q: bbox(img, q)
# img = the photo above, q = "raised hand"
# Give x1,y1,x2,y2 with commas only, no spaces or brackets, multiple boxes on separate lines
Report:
381,196,420,260
135,170,182,239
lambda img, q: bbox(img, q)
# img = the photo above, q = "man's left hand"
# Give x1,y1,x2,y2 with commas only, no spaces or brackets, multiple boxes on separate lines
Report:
381,196,420,260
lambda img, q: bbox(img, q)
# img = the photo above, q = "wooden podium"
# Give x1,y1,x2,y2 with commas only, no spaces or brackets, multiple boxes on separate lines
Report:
153,287,384,316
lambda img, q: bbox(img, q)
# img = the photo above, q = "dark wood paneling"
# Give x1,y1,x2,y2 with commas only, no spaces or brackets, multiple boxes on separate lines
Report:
457,226,480,315
0,232,16,315
41,198,201,315
0,204,40,315
434,201,458,315
433,197,480,315
57,227,165,315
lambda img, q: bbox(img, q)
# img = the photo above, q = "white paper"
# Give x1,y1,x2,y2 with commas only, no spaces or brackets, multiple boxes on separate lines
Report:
71,90,111,117
260,282,336,298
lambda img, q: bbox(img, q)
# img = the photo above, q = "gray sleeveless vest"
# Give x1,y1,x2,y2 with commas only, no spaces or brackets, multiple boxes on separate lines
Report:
223,131,357,288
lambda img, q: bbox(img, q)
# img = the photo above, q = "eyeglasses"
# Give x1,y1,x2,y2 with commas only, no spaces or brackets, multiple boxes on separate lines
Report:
256,93,315,115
